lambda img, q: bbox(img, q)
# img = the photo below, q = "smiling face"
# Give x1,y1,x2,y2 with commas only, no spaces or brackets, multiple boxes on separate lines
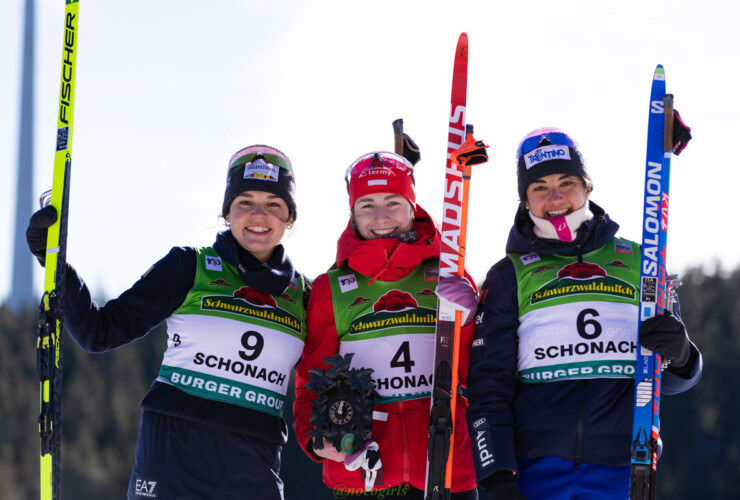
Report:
225,191,291,262
525,173,590,219
352,193,415,240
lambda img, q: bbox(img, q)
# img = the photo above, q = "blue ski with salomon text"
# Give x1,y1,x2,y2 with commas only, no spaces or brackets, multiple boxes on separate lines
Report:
629,64,673,500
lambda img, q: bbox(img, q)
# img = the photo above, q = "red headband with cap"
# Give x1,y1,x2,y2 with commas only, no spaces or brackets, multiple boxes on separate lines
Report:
345,152,416,209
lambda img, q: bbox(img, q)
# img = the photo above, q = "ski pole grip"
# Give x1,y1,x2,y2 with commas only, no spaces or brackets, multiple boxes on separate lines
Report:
663,94,674,153
39,189,53,209
450,127,490,171
393,119,404,156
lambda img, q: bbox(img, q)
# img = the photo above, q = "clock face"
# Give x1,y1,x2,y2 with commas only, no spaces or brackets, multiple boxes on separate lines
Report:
328,399,354,426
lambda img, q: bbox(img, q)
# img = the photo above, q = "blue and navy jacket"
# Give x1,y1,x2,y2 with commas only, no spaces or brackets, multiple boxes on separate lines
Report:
465,201,702,482
61,230,308,445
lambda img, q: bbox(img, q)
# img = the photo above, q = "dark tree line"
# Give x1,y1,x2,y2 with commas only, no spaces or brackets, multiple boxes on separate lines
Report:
1,265,737,499
657,266,740,499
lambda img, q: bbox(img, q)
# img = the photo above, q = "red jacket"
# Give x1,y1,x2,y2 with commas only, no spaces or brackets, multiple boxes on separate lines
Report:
293,206,477,493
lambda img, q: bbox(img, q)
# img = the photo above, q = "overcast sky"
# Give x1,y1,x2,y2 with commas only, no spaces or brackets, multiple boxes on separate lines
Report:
2,0,738,304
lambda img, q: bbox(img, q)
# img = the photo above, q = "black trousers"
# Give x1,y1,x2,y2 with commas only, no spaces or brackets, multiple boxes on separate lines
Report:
127,410,283,499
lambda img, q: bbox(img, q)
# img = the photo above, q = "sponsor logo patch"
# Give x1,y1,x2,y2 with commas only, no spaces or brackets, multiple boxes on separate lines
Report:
530,261,636,304
615,239,633,254
348,296,373,309
473,417,488,430
133,477,158,498
424,267,440,281
205,256,222,272
348,290,436,335
606,260,632,271
530,265,556,277
338,274,358,293
209,278,233,288
201,296,302,333
523,144,571,169
520,253,541,265
244,162,280,182
475,429,496,468
641,276,658,303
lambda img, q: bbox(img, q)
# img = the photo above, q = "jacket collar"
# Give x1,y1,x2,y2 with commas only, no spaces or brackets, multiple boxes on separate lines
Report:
505,201,620,257
334,204,440,280
214,231,296,296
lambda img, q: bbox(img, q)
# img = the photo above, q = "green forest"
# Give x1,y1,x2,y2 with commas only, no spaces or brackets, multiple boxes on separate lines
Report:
1,265,738,499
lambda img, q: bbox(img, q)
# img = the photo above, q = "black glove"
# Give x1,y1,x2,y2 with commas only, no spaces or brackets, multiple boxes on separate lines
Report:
400,132,420,166
26,205,58,266
485,472,528,500
392,118,421,165
639,311,691,370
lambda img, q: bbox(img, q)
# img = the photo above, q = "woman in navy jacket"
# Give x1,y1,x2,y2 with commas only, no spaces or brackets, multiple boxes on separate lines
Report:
465,128,702,500
27,145,309,500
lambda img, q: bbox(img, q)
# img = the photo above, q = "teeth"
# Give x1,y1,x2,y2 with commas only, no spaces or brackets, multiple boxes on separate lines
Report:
548,209,569,216
372,228,395,235
247,226,270,233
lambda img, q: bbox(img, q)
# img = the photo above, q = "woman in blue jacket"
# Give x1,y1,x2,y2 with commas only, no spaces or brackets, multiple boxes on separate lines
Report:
465,128,702,500
27,145,308,500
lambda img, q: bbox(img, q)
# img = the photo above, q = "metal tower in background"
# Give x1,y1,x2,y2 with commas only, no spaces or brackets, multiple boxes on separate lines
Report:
10,0,36,310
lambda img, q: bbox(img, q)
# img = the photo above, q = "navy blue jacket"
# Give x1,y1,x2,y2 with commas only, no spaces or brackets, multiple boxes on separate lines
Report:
465,201,702,482
61,231,306,445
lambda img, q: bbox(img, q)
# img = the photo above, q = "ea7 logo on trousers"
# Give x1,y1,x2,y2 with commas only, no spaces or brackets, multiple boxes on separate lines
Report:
135,479,158,498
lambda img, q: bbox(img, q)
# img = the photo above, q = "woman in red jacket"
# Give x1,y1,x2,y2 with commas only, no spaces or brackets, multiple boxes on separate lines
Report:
293,151,478,498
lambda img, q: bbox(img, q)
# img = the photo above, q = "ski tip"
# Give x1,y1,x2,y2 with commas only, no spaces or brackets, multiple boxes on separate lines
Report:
456,33,468,57
654,65,665,78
